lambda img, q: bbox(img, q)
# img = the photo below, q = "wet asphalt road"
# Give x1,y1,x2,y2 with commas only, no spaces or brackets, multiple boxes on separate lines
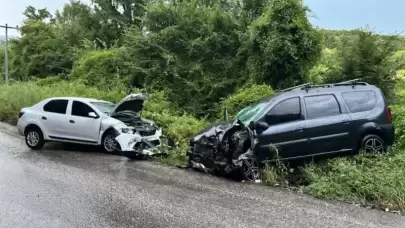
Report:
0,123,404,228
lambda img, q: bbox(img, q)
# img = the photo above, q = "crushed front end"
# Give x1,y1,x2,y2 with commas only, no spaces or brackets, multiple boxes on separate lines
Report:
110,116,169,158
187,119,261,182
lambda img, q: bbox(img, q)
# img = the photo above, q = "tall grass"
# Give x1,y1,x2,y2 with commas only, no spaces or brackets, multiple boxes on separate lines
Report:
0,80,125,124
303,148,405,211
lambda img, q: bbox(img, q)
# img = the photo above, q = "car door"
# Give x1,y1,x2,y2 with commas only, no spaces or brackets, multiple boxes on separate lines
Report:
303,94,352,155
256,97,308,161
41,99,70,138
67,100,102,143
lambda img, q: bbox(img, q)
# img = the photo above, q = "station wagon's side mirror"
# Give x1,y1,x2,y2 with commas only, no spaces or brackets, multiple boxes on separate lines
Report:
88,112,98,118
254,121,269,135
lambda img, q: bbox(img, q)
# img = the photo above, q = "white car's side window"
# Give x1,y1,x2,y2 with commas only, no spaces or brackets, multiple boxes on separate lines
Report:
43,99,69,114
71,101,97,118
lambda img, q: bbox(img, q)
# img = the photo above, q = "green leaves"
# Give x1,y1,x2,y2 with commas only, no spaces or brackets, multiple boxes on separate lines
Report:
123,1,244,118
243,0,322,89
320,29,398,100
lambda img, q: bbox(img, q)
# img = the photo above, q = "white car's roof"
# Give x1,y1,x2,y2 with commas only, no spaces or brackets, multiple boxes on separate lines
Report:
46,97,112,103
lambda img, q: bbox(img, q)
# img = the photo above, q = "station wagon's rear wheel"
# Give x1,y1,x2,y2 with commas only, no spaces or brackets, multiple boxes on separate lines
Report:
361,134,386,154
25,127,45,150
102,131,121,153
241,156,261,182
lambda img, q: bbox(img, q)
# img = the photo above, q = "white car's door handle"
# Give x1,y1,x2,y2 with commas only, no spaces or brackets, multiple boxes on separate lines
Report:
69,120,75,123
41,116,47,120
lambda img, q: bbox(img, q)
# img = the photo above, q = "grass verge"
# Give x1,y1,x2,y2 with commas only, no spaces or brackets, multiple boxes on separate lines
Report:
1,80,405,213
302,148,405,212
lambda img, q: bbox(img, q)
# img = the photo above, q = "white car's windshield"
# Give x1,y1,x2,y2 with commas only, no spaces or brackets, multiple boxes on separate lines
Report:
91,102,116,114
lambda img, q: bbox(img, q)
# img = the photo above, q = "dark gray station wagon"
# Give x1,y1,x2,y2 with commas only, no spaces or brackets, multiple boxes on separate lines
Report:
187,80,395,181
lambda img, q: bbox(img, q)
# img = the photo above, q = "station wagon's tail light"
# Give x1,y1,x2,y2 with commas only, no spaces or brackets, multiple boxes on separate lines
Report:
18,112,25,119
387,107,392,123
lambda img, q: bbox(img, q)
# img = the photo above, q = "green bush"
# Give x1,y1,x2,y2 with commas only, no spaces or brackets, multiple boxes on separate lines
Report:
70,48,131,90
219,84,275,119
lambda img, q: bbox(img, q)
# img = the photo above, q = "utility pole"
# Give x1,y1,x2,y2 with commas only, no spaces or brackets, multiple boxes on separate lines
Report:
0,24,19,84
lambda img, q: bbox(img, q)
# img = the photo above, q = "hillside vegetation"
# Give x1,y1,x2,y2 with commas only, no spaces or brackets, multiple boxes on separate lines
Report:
1,0,405,212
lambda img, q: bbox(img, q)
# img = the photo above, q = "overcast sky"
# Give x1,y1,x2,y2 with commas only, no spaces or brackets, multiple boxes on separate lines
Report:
0,0,404,36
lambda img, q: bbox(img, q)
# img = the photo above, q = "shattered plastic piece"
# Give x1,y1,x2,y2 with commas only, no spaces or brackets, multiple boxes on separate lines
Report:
115,128,167,156
190,160,209,173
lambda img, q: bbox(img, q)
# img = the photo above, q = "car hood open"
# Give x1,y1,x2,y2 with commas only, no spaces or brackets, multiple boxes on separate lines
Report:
109,93,148,116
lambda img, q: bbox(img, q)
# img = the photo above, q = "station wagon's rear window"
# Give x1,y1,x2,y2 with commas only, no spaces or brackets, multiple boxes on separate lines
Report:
342,90,377,113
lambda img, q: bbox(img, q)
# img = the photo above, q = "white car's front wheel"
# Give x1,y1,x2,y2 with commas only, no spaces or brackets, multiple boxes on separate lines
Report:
102,131,121,153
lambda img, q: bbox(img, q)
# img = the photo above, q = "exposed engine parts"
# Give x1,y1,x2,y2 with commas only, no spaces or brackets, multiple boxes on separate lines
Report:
187,119,261,182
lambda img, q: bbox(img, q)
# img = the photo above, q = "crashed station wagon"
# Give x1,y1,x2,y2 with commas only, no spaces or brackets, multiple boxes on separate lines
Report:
187,80,395,181
17,93,167,157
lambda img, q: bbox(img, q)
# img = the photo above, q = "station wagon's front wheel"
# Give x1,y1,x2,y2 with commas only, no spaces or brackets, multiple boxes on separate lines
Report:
241,156,261,182
25,127,45,150
361,134,386,154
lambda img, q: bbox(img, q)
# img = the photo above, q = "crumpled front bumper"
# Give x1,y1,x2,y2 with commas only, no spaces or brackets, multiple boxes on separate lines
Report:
114,128,166,156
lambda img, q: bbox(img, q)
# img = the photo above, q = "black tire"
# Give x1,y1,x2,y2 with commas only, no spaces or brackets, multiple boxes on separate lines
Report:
360,134,386,154
24,127,45,150
101,130,121,153
241,155,261,182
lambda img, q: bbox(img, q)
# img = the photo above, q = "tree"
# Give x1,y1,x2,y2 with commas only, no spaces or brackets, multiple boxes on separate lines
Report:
90,0,148,44
324,29,398,99
9,7,73,80
242,0,322,89
123,1,244,117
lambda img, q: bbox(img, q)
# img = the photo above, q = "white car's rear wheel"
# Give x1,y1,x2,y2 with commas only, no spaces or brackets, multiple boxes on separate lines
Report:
25,127,45,150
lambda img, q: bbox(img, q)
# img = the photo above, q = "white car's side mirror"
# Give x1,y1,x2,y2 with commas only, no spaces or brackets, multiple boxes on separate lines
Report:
88,112,98,118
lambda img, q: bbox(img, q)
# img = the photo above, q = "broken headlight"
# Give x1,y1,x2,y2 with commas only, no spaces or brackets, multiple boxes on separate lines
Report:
113,123,134,134
121,128,132,133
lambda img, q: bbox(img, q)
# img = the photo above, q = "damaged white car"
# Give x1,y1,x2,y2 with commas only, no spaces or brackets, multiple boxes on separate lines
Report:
17,94,168,157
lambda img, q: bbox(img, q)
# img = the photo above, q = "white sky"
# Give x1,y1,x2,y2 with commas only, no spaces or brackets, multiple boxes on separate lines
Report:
0,0,90,36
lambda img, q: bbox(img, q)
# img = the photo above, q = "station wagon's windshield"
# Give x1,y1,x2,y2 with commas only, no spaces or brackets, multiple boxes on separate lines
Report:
91,101,116,114
236,101,270,125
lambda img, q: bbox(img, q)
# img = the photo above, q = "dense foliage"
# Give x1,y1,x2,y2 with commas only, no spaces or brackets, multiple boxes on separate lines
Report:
2,0,405,212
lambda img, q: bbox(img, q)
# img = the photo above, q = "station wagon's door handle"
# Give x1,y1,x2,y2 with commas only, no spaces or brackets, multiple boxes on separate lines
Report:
341,119,350,124
41,116,47,120
295,127,304,132
69,120,75,123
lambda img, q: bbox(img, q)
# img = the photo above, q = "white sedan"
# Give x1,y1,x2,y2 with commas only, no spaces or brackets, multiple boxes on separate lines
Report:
17,93,165,156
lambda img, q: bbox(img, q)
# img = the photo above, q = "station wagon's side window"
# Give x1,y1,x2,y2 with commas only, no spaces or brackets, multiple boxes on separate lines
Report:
72,101,96,117
43,99,68,114
304,94,341,119
266,97,301,126
342,90,377,113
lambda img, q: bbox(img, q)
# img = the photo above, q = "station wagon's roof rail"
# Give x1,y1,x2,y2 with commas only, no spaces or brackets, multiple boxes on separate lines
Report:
334,78,369,86
280,79,370,93
280,83,312,92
